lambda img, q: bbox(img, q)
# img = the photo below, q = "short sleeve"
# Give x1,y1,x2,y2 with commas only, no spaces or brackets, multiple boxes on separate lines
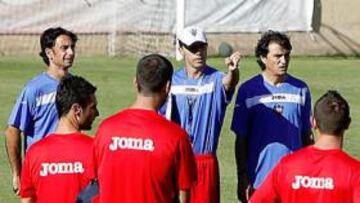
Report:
92,124,106,179
86,143,98,180
176,132,197,190
20,152,36,198
301,86,312,136
231,85,249,137
8,87,36,133
82,138,96,185
353,167,360,202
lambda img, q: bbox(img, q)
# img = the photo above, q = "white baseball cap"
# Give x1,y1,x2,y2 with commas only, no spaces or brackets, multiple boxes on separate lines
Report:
177,26,207,46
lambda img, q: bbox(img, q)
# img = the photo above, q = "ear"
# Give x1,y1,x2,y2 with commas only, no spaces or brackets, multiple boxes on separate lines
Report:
133,77,141,92
45,48,54,62
311,116,318,129
71,103,82,117
260,55,267,65
345,117,351,130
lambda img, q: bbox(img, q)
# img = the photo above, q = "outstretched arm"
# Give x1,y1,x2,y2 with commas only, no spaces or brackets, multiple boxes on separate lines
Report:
223,51,241,91
5,125,22,196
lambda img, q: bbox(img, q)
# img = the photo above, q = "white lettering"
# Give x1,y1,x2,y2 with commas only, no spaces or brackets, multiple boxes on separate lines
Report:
245,93,305,108
40,163,50,176
36,92,56,107
324,178,334,189
292,176,302,189
291,175,334,190
109,136,155,152
171,83,215,95
39,162,84,176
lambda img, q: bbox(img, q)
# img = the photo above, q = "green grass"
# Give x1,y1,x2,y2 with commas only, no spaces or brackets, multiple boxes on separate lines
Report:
0,56,359,202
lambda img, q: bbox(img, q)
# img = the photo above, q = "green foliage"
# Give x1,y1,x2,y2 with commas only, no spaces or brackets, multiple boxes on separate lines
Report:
0,56,359,202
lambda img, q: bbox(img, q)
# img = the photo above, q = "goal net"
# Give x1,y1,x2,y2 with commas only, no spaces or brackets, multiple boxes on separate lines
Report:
0,0,314,57
0,0,176,57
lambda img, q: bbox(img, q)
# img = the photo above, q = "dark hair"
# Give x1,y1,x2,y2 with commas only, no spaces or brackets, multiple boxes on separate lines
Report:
136,54,173,95
39,27,78,65
56,75,97,118
314,90,351,135
255,30,292,70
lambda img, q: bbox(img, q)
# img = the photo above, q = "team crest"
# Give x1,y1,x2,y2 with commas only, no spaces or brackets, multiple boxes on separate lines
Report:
273,104,284,114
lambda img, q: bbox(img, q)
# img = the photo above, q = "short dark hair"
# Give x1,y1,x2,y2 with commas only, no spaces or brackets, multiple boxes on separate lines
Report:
39,27,78,65
136,54,173,95
314,90,351,135
255,30,292,70
56,75,97,118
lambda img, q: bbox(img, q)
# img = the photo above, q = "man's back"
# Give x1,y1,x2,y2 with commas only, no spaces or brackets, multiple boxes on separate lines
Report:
20,133,93,203
251,146,360,203
94,109,196,203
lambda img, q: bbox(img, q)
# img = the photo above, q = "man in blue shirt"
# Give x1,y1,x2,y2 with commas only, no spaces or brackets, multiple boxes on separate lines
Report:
162,26,241,203
231,30,314,203
5,27,78,195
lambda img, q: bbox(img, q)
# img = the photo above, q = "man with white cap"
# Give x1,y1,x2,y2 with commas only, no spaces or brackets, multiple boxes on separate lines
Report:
161,26,241,203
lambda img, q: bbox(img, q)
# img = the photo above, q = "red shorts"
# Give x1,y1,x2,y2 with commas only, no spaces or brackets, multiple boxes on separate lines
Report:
190,154,220,203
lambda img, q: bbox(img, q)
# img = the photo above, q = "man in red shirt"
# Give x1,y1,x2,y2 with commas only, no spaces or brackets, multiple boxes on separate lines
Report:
93,54,197,203
250,90,360,203
20,75,99,203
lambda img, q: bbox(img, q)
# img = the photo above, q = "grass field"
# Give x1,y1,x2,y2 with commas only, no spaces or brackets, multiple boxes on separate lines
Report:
0,56,359,202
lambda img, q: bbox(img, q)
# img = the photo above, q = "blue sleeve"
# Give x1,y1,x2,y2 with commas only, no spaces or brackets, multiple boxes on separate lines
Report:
8,86,36,133
231,85,248,137
301,86,312,135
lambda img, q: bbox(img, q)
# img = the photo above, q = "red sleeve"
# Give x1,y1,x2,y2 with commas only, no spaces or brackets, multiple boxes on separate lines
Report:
91,123,106,179
20,152,36,198
353,167,360,202
86,143,97,180
250,162,281,203
82,137,96,185
176,132,197,190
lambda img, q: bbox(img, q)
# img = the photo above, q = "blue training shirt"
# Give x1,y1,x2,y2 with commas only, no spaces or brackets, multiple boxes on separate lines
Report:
161,66,234,155
231,74,311,188
8,72,59,150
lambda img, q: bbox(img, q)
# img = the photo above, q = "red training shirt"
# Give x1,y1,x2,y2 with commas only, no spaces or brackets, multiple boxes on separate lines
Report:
250,146,360,203
20,133,94,203
93,109,197,203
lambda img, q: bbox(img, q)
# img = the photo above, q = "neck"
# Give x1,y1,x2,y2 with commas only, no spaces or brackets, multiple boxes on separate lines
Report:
262,71,286,86
314,132,343,150
185,66,205,79
47,64,68,80
130,93,163,112
55,116,80,134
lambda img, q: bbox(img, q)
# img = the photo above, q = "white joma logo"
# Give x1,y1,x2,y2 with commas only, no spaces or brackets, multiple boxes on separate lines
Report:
291,175,334,190
40,162,84,176
109,137,154,151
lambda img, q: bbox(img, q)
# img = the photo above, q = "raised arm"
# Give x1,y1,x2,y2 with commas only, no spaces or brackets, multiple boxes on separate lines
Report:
223,51,241,91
